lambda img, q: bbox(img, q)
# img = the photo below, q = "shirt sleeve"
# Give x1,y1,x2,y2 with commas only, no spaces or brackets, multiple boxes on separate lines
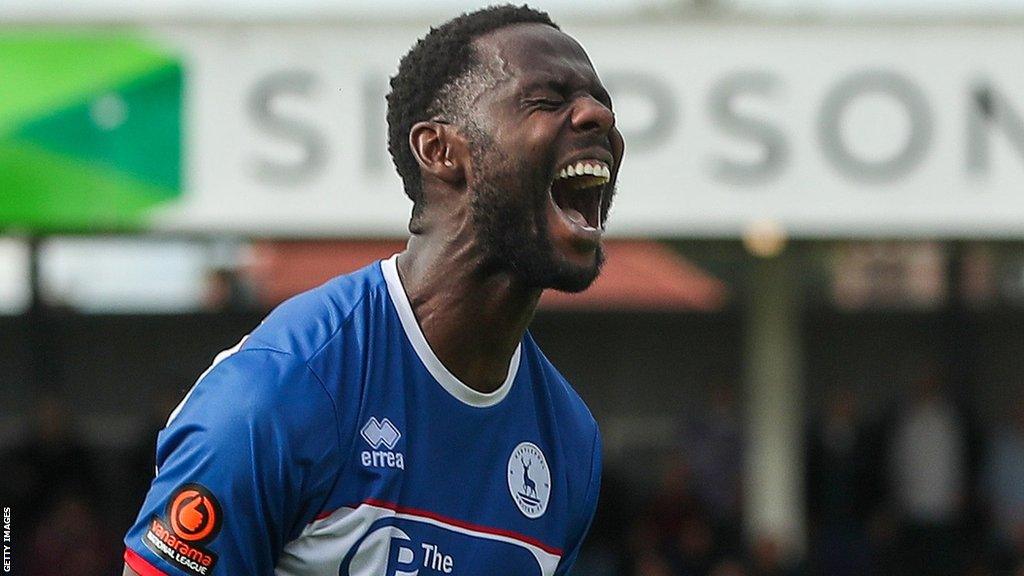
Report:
555,429,603,576
123,348,341,576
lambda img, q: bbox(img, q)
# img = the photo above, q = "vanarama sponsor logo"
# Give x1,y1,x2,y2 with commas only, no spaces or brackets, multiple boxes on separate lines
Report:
168,485,221,542
145,517,218,576
142,483,222,576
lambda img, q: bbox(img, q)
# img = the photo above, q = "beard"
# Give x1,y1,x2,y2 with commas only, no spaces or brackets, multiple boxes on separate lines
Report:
468,133,606,293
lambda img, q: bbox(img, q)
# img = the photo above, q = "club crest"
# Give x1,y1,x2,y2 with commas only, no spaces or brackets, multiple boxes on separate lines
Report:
507,442,551,519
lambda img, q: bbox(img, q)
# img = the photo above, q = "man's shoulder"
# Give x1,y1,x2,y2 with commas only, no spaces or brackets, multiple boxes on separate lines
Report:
162,347,338,459
245,260,388,361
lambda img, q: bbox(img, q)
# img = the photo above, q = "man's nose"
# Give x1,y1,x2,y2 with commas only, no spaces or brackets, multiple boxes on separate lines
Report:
570,96,614,135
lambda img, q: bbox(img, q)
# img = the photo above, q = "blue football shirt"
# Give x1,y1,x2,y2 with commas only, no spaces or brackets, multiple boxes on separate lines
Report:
124,255,602,576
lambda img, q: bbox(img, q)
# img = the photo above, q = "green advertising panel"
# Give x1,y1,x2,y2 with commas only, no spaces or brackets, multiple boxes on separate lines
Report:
0,32,182,231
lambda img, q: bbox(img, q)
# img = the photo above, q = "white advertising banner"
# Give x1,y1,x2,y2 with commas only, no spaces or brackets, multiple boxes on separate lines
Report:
131,23,1024,237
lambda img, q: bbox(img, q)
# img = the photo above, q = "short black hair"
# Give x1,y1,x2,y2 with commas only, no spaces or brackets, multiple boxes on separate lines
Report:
386,4,558,221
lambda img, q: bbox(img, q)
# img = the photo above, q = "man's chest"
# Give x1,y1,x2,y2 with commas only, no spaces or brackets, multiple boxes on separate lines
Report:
276,375,569,576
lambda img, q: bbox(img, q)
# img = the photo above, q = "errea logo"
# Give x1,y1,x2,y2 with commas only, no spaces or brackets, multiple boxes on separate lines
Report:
361,417,404,470
361,417,401,449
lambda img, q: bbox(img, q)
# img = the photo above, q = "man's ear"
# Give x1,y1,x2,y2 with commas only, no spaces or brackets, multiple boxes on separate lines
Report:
409,121,466,185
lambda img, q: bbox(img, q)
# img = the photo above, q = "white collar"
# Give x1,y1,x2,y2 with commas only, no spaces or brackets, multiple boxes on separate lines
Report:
381,254,520,408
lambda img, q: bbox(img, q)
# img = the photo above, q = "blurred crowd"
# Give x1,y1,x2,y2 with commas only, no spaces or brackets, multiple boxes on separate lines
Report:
576,376,1024,576
3,373,1024,575
0,397,165,576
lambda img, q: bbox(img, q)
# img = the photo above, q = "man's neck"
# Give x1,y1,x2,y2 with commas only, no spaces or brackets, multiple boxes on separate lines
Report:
396,235,541,394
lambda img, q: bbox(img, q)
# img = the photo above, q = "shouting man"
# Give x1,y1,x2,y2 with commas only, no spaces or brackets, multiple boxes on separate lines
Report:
123,4,624,575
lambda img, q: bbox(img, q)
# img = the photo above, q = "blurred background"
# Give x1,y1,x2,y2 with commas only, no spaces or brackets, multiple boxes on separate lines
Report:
2,0,1024,574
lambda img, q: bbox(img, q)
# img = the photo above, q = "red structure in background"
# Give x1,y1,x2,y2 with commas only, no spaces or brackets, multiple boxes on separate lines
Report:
245,239,727,312
539,240,727,311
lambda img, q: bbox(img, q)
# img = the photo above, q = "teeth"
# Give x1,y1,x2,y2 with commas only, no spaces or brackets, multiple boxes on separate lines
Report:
555,160,611,183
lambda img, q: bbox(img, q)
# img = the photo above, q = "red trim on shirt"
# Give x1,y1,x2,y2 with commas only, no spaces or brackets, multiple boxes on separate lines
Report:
311,499,563,557
124,548,170,576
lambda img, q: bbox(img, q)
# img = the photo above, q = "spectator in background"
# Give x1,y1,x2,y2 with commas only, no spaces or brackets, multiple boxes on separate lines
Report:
25,494,120,576
682,383,744,550
888,372,968,576
0,396,102,530
806,387,875,576
982,397,1024,573
629,550,676,576
748,535,803,576
572,469,632,576
622,456,717,575
201,267,253,312
623,512,668,572
673,514,718,576
646,457,707,551
709,558,748,576
0,396,105,575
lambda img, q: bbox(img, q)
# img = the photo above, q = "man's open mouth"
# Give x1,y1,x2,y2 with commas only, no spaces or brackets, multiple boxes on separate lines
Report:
549,159,610,231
